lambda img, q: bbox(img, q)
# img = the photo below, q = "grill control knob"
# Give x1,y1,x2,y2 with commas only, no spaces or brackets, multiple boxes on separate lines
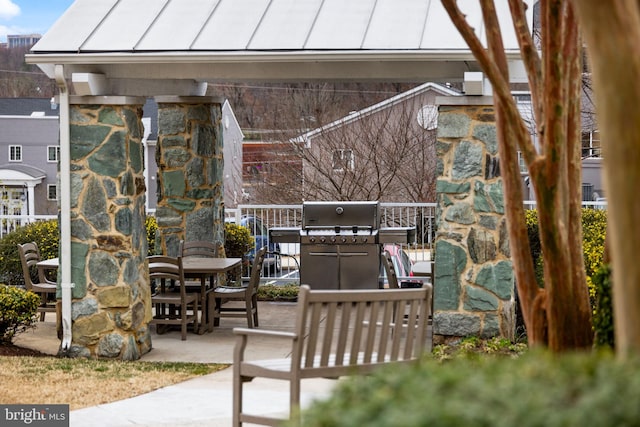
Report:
362,237,368,243
352,236,357,243
341,237,347,243
331,236,337,243
320,237,326,243
309,237,316,243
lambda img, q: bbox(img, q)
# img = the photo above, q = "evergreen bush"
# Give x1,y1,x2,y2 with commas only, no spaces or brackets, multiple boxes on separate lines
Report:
224,222,255,258
146,215,158,255
257,284,299,301
0,219,59,287
224,222,255,278
295,351,640,427
592,264,614,349
0,284,40,343
524,208,609,336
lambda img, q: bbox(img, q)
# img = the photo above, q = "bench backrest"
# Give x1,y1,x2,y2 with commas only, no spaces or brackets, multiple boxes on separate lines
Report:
291,284,432,378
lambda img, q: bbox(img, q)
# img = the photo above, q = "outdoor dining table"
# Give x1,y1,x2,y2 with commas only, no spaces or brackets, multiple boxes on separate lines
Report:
36,256,243,334
181,257,243,333
412,261,434,282
36,257,59,282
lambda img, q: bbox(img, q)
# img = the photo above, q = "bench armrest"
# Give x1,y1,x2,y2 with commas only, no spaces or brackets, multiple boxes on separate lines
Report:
233,327,297,340
233,328,299,365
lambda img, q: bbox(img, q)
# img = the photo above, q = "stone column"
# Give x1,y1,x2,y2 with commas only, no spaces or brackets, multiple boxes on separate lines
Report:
67,96,151,359
154,97,225,257
434,97,515,340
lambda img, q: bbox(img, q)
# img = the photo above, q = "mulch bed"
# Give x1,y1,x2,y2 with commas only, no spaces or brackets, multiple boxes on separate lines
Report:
0,343,51,357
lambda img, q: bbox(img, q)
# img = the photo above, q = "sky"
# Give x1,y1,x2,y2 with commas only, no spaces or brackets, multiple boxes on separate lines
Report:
0,0,74,42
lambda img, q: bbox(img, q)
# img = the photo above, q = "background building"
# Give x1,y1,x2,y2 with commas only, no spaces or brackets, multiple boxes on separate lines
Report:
0,98,244,216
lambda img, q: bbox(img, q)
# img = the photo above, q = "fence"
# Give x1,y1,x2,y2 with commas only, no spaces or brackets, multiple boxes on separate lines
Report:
4,200,606,281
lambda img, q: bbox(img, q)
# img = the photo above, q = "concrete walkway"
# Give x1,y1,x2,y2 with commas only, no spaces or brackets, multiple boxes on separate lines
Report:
14,302,340,427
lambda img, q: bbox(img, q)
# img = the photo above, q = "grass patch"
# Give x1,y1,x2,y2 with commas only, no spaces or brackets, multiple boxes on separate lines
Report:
0,356,227,410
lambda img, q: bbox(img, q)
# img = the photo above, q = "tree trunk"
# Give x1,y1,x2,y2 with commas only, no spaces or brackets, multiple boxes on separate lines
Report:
443,0,594,350
571,0,640,357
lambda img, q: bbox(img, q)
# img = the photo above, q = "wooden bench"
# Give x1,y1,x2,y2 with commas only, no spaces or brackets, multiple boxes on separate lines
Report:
232,283,433,426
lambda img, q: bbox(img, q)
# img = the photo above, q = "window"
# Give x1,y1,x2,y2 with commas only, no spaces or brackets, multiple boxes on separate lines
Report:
47,146,60,162
582,131,601,158
9,145,22,162
332,149,354,172
517,151,528,174
47,185,58,201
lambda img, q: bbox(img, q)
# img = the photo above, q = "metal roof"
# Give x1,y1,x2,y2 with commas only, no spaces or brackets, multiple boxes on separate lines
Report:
27,0,533,95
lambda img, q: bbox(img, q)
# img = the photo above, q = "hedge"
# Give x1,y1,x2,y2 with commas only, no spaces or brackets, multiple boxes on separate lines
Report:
294,350,640,427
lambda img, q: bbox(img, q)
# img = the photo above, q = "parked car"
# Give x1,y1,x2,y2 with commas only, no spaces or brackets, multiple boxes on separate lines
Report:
239,216,281,274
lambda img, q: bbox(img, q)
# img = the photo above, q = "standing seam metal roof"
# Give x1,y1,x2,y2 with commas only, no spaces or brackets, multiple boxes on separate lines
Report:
32,0,529,53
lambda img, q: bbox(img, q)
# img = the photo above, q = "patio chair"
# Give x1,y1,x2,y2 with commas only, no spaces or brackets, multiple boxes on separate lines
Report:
17,242,57,321
148,255,198,340
212,246,267,328
179,240,221,329
179,240,221,287
382,249,400,289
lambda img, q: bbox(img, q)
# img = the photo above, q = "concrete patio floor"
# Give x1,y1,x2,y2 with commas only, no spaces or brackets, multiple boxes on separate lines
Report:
13,301,341,427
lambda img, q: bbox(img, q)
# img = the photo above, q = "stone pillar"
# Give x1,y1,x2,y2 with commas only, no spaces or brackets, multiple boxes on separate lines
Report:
154,97,225,257
434,97,515,340
67,96,151,359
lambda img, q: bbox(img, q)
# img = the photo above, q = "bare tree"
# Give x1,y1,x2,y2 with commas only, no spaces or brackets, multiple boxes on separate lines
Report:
239,84,437,205
297,98,437,203
443,0,593,351
0,47,55,97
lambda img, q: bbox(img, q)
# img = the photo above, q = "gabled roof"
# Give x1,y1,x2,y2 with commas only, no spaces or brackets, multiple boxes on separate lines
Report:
295,82,460,143
26,0,534,91
33,0,524,53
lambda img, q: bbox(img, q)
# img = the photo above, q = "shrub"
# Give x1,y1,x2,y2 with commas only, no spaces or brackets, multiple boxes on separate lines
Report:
525,208,608,289
224,222,255,259
0,219,59,287
592,264,614,349
146,215,158,255
224,222,255,279
295,351,640,427
0,285,40,343
257,284,299,301
524,208,609,337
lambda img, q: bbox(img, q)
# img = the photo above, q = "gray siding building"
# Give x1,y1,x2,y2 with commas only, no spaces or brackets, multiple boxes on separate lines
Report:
0,98,243,216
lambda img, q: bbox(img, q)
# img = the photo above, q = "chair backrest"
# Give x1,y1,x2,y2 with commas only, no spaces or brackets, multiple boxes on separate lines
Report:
382,250,399,289
18,242,41,291
291,284,433,376
179,240,220,258
148,255,186,297
246,246,268,293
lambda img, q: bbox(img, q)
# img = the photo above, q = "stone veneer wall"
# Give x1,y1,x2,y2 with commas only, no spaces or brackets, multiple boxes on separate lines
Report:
434,98,515,340
154,98,225,257
67,97,152,359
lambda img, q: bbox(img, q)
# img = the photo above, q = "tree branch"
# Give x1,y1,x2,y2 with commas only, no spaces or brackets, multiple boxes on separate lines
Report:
508,0,543,130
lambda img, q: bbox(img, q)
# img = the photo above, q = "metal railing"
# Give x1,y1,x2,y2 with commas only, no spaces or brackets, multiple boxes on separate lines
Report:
226,203,437,281
5,200,606,282
523,200,607,210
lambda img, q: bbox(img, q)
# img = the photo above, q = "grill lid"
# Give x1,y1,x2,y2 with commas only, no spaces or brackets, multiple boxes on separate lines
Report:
302,201,380,229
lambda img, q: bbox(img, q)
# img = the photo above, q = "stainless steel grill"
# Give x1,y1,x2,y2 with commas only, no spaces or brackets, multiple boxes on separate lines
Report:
270,201,414,290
